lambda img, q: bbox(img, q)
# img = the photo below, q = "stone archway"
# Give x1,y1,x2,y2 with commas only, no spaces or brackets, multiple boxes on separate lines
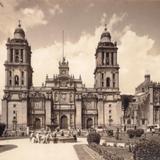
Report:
87,118,93,129
60,115,68,129
34,117,41,129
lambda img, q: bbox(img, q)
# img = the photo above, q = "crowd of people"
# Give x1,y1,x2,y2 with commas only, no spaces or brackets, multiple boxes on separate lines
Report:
29,128,81,144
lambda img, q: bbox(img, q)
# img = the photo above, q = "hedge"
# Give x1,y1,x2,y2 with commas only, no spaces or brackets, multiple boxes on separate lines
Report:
133,139,160,160
127,129,144,138
87,131,101,145
89,143,124,160
107,129,114,137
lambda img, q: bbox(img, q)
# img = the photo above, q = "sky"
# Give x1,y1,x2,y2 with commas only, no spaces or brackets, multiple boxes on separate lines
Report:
0,0,160,107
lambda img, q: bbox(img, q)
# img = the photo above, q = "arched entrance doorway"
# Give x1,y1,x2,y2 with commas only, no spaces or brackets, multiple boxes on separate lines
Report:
34,118,41,129
60,115,68,129
87,118,93,129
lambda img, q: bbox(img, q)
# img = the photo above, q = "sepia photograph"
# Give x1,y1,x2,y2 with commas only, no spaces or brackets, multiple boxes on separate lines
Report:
0,0,160,160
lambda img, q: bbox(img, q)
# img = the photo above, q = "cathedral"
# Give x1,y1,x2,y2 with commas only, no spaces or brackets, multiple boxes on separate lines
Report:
1,23,122,131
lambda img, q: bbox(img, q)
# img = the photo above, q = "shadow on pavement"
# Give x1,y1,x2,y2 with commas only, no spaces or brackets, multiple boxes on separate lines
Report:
0,144,18,153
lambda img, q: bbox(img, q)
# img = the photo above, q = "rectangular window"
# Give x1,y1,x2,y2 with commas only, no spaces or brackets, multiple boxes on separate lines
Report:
113,73,115,80
101,73,104,79
106,53,109,65
15,49,19,63
21,71,24,78
21,80,24,85
9,71,12,77
111,53,114,65
10,49,13,62
102,52,104,65
113,82,115,88
9,80,12,86
142,119,145,125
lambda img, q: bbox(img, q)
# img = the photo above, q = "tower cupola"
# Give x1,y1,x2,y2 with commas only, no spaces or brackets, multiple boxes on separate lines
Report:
14,21,25,39
100,25,111,43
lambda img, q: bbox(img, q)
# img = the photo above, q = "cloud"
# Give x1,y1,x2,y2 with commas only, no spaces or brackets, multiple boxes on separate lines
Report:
119,29,155,93
100,13,107,25
0,0,47,36
108,13,127,31
49,4,63,15
21,7,47,27
85,2,95,12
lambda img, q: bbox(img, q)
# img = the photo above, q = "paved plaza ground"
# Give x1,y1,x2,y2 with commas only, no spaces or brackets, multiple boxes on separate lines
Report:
0,138,92,160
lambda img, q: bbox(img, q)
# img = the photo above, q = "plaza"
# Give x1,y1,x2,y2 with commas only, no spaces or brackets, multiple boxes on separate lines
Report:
0,138,91,160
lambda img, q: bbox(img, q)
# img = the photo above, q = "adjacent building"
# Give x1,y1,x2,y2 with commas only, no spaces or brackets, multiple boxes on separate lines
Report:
124,74,160,130
1,23,122,131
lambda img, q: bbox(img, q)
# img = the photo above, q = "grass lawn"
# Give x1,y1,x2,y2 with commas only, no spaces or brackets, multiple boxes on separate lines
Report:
74,144,97,160
103,146,133,160
0,144,17,153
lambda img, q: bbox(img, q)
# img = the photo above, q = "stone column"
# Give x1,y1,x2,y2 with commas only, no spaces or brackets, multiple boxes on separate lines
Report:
114,52,117,65
7,48,10,62
13,49,15,62
97,94,104,126
24,49,27,63
25,71,28,87
45,100,51,126
2,100,8,126
116,72,119,88
149,87,154,125
75,94,82,129
21,100,28,128
5,69,8,87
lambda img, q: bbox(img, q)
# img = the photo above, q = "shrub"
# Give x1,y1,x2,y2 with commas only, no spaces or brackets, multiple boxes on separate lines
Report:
87,131,101,144
133,139,160,160
107,129,114,137
135,129,144,137
127,129,144,138
127,129,135,138
89,143,124,160
0,123,6,136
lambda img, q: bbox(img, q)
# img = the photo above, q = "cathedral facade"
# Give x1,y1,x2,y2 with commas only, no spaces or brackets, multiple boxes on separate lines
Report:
1,23,122,131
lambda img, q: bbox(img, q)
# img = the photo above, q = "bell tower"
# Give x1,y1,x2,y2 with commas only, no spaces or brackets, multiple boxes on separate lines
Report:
4,21,33,90
94,25,119,92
